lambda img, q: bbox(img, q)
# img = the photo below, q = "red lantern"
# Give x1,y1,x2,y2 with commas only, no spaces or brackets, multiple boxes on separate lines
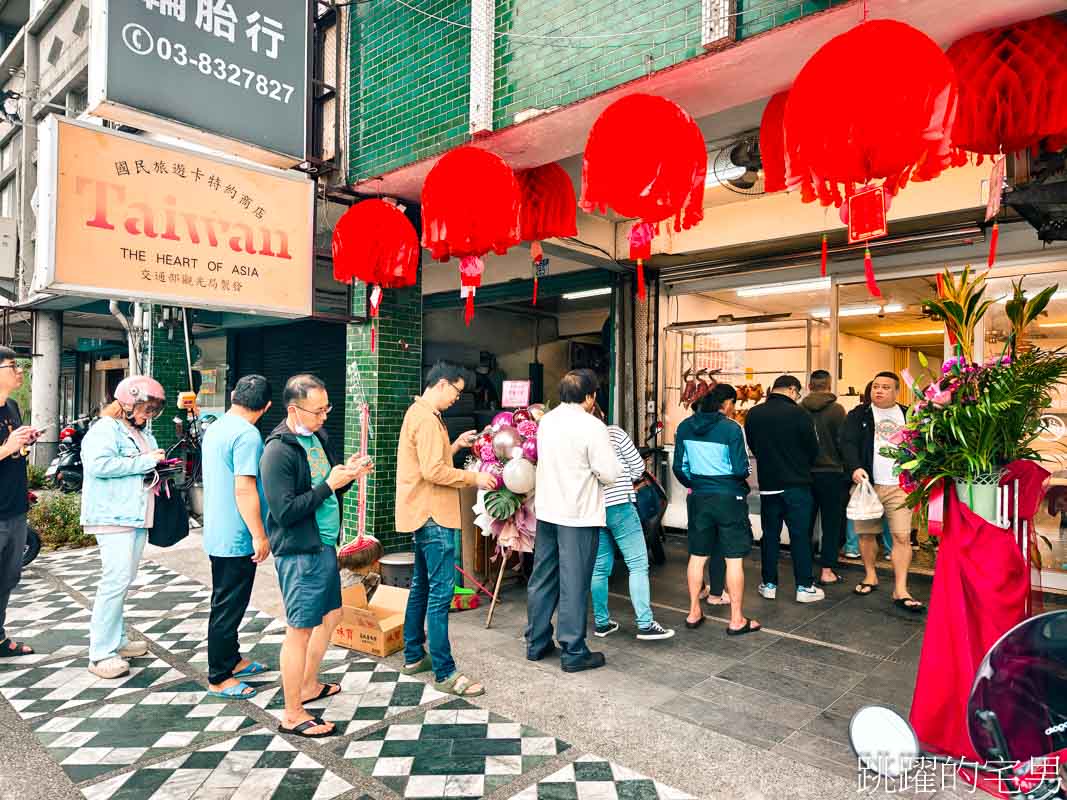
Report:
332,199,419,352
422,146,521,325
581,94,707,300
947,16,1067,159
759,92,791,194
783,20,958,208
517,163,577,243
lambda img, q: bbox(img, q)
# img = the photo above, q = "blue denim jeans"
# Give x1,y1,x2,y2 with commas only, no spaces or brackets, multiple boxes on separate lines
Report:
403,522,457,683
844,518,892,555
590,503,653,629
89,529,147,662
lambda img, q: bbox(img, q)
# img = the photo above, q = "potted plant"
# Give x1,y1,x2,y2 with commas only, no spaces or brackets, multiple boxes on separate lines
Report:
884,271,1067,523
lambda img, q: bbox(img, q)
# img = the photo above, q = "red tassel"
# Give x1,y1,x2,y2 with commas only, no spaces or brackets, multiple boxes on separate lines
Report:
636,259,646,301
988,221,999,269
532,277,538,306
464,291,475,326
864,246,881,297
370,322,376,353
820,234,828,277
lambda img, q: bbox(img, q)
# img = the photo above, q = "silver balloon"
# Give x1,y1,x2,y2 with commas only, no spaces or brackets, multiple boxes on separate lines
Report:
492,426,521,460
502,457,536,494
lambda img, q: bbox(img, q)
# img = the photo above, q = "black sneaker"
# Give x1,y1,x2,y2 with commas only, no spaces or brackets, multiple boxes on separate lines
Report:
561,652,606,673
636,621,675,641
594,620,620,638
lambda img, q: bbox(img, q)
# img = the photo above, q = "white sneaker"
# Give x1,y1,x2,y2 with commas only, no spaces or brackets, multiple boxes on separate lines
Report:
117,641,149,658
758,583,777,600
89,657,130,679
796,585,826,604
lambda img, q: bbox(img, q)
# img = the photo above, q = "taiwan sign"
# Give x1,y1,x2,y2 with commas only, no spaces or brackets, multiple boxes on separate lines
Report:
33,116,314,318
88,0,310,166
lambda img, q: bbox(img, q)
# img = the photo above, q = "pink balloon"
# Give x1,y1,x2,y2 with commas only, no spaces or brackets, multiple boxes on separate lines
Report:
478,443,498,464
492,426,521,460
521,437,538,463
479,460,504,490
512,408,532,425
492,411,515,430
516,420,538,440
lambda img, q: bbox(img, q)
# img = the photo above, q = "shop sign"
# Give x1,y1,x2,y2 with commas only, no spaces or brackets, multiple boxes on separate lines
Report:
847,185,889,244
502,380,531,408
33,116,314,318
88,0,310,166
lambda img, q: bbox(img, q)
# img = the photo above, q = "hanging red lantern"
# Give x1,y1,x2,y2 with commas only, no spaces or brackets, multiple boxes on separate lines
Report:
580,94,707,300
759,91,791,194
332,199,419,352
783,20,958,208
518,163,577,307
422,146,521,325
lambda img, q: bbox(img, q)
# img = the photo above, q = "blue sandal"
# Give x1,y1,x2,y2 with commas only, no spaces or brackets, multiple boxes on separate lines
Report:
232,661,268,679
208,681,257,699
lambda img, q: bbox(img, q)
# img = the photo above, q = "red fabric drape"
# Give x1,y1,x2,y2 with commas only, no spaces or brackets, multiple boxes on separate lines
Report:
911,460,1049,759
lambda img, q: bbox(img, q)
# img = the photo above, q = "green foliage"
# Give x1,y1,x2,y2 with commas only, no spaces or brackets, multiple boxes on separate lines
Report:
28,492,96,549
922,267,995,364
1005,281,1056,356
484,488,522,520
11,359,31,421
26,463,47,490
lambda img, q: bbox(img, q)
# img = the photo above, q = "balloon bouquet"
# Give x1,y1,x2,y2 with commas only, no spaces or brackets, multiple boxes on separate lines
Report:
470,405,545,556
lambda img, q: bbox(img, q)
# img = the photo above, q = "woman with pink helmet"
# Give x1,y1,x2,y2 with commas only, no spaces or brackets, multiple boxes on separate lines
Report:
81,375,168,679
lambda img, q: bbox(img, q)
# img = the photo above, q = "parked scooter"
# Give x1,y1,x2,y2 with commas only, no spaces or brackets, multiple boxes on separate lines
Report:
168,397,216,525
636,420,668,566
45,415,94,493
23,491,40,567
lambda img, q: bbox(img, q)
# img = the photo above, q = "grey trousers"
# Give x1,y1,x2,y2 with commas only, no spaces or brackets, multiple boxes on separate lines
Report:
0,514,28,642
525,520,599,666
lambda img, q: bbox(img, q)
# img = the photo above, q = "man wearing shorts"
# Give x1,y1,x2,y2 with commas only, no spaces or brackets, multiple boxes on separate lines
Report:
672,384,760,636
260,374,373,738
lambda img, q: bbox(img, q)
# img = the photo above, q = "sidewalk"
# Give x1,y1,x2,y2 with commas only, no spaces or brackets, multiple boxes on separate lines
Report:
0,533,1042,799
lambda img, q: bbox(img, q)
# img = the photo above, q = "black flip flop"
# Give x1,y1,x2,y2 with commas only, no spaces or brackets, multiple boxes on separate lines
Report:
303,683,341,703
853,583,879,596
817,573,842,587
0,638,34,657
726,619,762,637
278,716,335,738
685,616,705,630
893,597,925,614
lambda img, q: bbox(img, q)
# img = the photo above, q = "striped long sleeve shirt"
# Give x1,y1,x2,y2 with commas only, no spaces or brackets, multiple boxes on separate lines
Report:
604,425,646,507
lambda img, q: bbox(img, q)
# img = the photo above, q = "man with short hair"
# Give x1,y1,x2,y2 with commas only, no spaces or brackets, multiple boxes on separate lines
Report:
840,371,924,612
526,368,620,673
202,374,273,699
801,369,847,586
673,384,760,635
0,348,39,657
396,362,497,698
260,374,373,738
744,375,825,604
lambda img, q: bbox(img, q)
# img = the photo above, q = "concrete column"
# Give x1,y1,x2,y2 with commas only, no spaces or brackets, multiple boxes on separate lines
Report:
17,27,39,301
30,310,61,467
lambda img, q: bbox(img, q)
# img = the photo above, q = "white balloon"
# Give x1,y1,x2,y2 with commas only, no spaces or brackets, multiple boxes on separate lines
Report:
509,446,524,461
502,457,536,494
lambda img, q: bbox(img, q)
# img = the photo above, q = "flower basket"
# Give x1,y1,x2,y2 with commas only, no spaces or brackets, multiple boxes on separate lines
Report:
953,471,1002,524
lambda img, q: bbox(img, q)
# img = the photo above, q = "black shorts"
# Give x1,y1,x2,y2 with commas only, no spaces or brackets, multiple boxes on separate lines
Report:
687,494,753,559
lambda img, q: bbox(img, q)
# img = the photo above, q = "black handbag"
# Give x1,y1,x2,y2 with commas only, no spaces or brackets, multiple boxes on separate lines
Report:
148,476,190,548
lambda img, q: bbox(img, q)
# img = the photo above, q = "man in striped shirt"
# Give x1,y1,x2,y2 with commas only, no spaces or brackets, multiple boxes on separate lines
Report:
589,406,675,641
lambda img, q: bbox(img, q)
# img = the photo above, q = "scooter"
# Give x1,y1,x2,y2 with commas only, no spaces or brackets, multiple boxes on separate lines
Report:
850,609,1067,799
636,420,669,566
45,415,93,493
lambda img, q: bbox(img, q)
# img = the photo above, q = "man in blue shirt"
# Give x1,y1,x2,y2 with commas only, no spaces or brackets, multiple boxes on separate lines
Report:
203,374,272,699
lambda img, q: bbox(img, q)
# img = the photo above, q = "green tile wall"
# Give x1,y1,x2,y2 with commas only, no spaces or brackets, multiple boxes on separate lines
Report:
493,0,703,129
149,308,190,452
736,0,846,39
349,0,472,181
342,269,424,555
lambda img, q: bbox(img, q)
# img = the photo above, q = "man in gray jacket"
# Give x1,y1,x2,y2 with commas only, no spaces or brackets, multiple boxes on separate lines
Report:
526,369,620,673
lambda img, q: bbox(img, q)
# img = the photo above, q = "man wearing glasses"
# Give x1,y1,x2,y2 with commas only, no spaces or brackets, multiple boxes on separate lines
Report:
0,348,37,658
260,374,372,738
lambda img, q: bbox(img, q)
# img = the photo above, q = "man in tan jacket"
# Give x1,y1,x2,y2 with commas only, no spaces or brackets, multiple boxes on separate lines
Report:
396,362,497,697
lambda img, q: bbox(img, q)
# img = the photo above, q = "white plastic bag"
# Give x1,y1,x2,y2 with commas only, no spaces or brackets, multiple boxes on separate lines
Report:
847,478,885,521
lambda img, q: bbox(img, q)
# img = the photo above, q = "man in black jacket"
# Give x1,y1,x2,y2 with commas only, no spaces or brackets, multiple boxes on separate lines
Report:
744,375,825,604
801,369,847,586
839,371,924,613
260,374,372,738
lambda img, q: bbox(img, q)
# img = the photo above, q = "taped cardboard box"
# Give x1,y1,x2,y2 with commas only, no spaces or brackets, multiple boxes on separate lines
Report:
331,583,408,658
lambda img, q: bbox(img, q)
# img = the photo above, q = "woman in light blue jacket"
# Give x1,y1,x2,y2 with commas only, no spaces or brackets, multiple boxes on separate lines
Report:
81,376,166,679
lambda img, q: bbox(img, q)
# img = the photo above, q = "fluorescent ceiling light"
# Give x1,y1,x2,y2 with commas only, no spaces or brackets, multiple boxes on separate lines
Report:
996,291,1067,305
562,287,612,300
879,329,944,337
811,303,905,318
737,278,830,298
1039,322,1067,328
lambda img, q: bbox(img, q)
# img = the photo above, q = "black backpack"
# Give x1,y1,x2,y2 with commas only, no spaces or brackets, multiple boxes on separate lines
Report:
148,477,190,548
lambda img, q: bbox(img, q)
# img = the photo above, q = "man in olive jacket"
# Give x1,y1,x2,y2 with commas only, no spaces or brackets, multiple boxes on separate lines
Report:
800,369,847,585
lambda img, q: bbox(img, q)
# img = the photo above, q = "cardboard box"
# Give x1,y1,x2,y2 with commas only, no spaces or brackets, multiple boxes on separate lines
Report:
331,583,408,658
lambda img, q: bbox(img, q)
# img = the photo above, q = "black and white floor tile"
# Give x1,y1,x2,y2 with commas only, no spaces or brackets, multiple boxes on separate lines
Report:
80,729,355,800
0,655,185,720
251,657,446,738
341,699,570,798
506,755,696,799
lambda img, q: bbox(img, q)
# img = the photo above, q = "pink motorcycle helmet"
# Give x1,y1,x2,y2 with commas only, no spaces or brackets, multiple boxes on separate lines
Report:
114,375,165,409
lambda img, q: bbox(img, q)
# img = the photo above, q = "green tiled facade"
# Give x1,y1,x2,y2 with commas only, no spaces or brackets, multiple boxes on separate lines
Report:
149,308,191,452
342,270,424,554
736,0,846,39
492,0,703,129
349,0,472,181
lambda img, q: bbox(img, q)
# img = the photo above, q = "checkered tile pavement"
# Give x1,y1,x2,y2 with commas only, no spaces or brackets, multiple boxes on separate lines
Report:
506,755,697,799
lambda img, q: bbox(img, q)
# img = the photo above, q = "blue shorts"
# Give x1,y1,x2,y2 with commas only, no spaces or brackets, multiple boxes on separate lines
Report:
274,546,342,629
